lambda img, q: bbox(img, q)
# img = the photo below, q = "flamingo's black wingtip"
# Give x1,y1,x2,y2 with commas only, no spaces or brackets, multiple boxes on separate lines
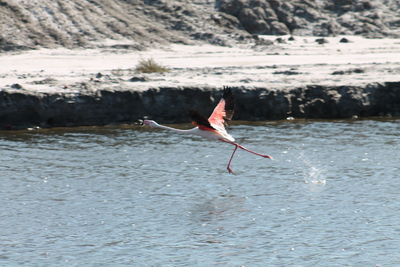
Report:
222,86,234,98
222,86,233,92
221,86,234,112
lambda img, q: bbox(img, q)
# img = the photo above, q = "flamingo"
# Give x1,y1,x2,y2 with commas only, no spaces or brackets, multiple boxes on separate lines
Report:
142,86,272,173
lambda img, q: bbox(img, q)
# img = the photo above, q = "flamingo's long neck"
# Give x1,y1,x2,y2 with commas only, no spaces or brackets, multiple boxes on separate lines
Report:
152,123,196,135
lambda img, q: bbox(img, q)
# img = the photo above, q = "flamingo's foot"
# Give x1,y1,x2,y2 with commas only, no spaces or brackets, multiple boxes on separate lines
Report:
263,155,273,159
227,167,235,174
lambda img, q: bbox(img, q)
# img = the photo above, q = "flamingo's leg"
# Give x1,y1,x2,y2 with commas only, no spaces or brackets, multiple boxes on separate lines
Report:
226,145,238,174
236,144,272,159
220,139,272,159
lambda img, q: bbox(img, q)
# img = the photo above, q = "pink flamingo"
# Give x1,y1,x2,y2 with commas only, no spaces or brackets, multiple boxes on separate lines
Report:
142,87,272,173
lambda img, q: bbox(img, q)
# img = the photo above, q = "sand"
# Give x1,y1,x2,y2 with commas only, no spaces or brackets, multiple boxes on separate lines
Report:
1,35,399,94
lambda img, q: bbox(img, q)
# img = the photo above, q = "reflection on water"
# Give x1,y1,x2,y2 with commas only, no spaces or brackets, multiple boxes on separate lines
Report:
0,118,399,266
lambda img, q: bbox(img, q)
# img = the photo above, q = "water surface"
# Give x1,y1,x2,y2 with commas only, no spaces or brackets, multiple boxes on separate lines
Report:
0,119,399,266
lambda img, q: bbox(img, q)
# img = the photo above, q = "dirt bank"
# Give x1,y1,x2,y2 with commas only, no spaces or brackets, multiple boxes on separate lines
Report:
1,82,399,130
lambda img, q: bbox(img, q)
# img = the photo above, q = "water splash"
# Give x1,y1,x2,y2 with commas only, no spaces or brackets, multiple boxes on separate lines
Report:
305,166,326,185
298,151,327,187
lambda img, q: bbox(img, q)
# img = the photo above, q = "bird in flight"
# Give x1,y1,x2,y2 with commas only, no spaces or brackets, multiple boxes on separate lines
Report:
142,86,272,173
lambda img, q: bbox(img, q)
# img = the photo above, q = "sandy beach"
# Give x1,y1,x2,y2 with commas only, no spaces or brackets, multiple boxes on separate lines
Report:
1,35,400,93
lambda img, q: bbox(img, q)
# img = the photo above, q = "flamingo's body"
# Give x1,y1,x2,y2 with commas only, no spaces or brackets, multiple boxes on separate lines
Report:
143,87,272,173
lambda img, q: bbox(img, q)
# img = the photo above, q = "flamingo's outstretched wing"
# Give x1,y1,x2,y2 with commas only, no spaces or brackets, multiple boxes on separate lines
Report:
189,110,215,131
208,86,234,130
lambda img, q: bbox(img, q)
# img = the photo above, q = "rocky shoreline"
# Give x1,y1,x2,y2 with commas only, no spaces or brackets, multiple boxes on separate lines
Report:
1,82,399,130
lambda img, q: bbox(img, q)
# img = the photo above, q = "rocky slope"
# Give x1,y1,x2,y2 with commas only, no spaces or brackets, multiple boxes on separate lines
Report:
218,0,400,37
0,0,247,52
1,0,399,52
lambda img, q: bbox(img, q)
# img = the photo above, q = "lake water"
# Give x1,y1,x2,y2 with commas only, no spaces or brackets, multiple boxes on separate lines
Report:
0,119,399,266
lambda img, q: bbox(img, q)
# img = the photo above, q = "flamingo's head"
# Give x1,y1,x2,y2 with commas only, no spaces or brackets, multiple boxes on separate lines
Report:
143,120,158,127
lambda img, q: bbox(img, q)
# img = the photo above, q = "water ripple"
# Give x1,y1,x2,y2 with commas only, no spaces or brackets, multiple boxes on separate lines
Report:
0,119,399,266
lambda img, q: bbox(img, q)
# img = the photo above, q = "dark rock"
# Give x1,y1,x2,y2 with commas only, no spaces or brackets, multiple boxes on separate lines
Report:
339,37,351,43
129,76,148,82
11,83,23,89
315,38,328,44
275,37,286,44
331,68,365,75
331,70,346,75
351,68,365,73
273,70,301,75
